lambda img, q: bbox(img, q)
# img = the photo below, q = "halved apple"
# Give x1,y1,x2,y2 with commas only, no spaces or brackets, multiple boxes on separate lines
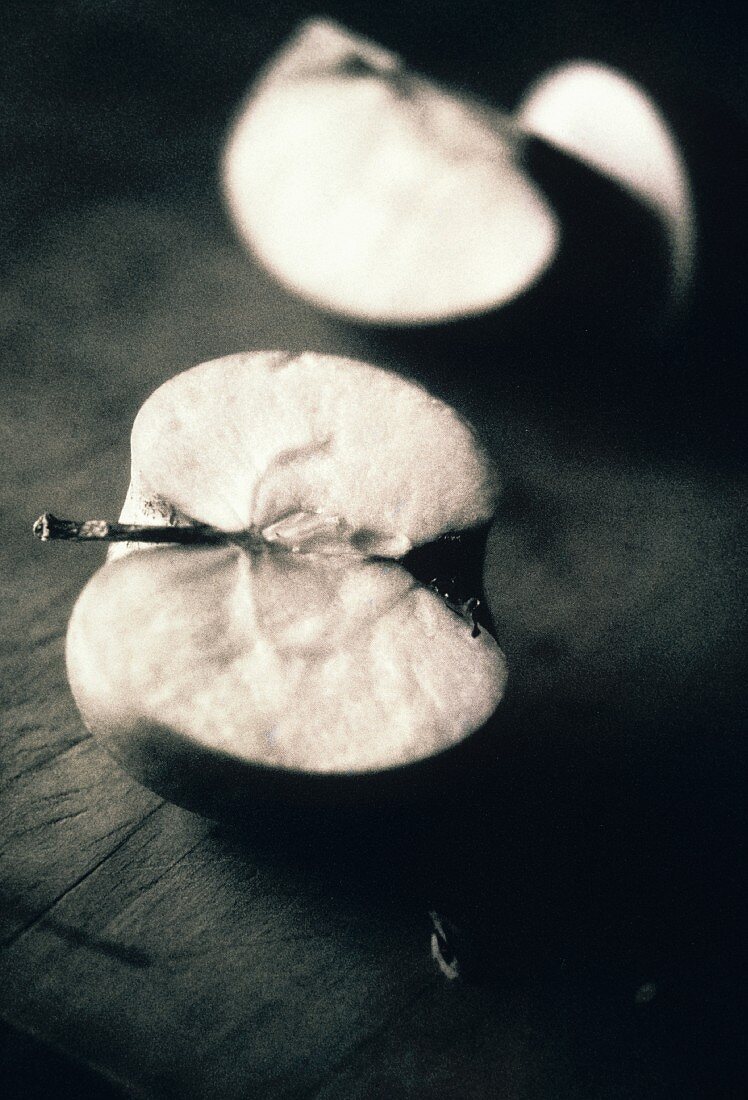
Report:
221,19,694,324
64,352,507,815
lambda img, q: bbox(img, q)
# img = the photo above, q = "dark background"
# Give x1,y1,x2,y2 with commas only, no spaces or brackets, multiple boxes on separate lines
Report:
1,2,745,1097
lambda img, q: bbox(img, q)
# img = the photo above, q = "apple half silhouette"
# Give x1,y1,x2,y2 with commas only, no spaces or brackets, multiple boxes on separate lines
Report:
222,19,694,324
63,352,507,815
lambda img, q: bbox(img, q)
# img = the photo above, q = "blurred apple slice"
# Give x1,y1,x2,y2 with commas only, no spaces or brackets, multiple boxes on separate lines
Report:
517,62,695,299
65,352,506,812
221,18,559,324
221,19,693,323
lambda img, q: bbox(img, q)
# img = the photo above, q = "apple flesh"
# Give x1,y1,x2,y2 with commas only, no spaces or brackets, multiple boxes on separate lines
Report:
221,18,558,324
221,19,693,325
65,352,507,815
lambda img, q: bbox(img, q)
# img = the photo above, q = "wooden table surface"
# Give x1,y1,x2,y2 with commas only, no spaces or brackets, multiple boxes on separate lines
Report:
2,5,745,1097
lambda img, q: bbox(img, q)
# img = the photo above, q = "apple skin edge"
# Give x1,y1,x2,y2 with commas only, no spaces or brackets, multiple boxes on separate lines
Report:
65,701,505,824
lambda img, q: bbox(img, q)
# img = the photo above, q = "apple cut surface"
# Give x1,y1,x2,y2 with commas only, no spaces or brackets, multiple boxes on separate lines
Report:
67,546,505,778
65,352,506,798
221,19,558,323
111,350,498,557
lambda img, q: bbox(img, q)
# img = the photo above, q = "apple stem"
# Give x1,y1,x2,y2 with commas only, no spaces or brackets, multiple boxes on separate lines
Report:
32,513,226,545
